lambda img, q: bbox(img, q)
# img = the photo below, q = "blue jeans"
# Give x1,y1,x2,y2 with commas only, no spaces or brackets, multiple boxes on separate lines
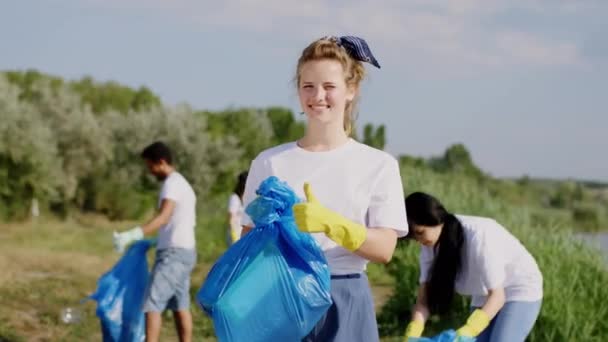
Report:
475,300,542,342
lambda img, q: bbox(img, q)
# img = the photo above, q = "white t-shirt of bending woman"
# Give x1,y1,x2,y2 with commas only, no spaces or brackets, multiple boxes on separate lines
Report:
228,193,244,238
241,138,409,275
419,215,543,307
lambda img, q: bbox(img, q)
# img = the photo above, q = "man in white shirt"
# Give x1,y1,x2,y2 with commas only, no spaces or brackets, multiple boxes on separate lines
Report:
113,141,197,342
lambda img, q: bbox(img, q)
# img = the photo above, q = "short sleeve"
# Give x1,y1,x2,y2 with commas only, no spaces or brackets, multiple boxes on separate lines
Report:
477,222,507,290
419,246,434,284
240,157,270,227
160,176,180,203
367,158,408,236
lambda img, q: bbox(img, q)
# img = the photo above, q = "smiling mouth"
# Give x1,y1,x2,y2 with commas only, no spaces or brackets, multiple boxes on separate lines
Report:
308,104,330,110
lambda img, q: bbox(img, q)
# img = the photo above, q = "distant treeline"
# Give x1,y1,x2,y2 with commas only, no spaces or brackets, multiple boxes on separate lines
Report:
1,70,606,231
0,70,384,220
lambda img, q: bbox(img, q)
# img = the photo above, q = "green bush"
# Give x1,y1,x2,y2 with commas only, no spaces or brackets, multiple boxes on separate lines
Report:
572,203,602,232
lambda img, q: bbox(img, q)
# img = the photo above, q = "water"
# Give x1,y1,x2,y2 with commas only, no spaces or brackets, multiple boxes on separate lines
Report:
578,232,608,262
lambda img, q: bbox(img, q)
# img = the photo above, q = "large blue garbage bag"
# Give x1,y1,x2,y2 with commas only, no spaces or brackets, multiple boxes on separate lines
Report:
88,240,153,342
197,176,332,342
410,329,476,342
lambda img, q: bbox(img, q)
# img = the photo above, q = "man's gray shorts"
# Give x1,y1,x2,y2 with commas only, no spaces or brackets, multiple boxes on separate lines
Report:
143,247,196,312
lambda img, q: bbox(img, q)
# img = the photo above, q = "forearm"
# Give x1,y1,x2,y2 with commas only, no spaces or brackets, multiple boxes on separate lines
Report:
412,284,430,322
479,287,506,320
354,227,398,263
228,213,240,230
456,289,504,337
404,285,429,338
140,214,169,235
139,198,174,236
411,305,429,323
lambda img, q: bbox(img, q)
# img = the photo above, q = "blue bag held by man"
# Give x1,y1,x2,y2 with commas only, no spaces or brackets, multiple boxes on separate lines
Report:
88,239,153,342
197,176,332,342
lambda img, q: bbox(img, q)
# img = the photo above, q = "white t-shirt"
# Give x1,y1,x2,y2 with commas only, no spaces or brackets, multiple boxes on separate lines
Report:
419,215,543,307
242,138,409,275
157,171,197,250
228,193,244,238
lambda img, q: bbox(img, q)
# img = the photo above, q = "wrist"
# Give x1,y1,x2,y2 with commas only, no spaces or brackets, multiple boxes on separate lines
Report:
128,226,144,239
325,220,367,251
405,319,424,337
458,309,490,337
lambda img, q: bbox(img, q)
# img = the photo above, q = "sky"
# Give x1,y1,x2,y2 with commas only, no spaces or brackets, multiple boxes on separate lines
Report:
1,0,606,181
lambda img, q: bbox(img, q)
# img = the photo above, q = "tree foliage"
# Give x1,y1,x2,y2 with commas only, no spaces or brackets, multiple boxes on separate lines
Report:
0,71,304,220
362,123,386,150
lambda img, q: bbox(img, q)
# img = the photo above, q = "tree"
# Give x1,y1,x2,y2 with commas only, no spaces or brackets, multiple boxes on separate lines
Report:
3,70,162,115
266,107,305,144
0,75,63,218
362,123,386,150
201,107,274,162
428,143,484,179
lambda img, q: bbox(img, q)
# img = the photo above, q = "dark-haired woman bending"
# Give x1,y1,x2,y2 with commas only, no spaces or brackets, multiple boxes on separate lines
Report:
402,192,542,342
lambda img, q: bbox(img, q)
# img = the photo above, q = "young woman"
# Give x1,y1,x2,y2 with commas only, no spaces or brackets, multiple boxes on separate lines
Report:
227,171,248,245
403,192,543,342
241,36,408,342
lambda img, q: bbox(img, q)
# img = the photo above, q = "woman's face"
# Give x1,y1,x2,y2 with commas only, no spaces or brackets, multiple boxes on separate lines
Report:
298,59,355,127
411,223,443,247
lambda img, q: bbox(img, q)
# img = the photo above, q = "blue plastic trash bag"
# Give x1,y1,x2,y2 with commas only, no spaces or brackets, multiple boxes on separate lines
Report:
88,239,153,342
197,176,332,342
410,329,476,342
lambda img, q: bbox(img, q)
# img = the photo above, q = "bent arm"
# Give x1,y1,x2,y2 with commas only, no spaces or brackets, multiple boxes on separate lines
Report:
354,227,398,263
411,283,431,323
479,287,506,320
141,199,175,235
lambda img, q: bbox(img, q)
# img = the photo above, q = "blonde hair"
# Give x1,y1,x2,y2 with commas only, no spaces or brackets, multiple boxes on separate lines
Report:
295,37,366,136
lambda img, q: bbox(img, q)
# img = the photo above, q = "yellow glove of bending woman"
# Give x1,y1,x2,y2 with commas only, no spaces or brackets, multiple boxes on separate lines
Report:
230,229,239,243
456,309,490,337
293,183,367,251
402,320,424,341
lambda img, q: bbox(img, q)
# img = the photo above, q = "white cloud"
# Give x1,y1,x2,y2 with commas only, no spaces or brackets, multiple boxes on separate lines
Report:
495,31,583,66
81,0,592,71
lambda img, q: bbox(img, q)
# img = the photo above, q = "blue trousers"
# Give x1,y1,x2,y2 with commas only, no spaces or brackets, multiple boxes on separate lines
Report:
475,300,542,342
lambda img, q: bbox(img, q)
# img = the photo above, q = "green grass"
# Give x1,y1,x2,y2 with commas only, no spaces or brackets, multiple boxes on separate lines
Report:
1,173,607,341
0,209,397,341
376,167,608,341
0,216,219,341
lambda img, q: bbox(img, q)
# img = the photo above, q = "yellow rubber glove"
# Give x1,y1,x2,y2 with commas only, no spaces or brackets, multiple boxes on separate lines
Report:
230,229,239,243
402,320,424,341
456,309,490,337
293,183,367,251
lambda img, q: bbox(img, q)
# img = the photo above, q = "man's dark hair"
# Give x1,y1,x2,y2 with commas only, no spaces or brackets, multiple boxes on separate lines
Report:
141,141,173,165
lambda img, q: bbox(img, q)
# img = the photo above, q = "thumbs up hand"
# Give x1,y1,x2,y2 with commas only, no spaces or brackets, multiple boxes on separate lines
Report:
293,183,367,251
292,183,327,234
